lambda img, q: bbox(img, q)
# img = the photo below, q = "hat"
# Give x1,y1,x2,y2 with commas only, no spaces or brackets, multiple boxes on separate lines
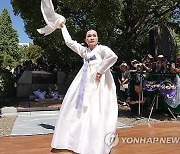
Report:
131,59,140,66
158,55,164,58
147,54,153,59
120,63,128,69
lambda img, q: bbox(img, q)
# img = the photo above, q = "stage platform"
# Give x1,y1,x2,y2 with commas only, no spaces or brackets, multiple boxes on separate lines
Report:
0,122,179,154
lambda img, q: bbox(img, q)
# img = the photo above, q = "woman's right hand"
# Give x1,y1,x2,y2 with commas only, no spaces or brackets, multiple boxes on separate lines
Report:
96,72,102,82
59,22,65,28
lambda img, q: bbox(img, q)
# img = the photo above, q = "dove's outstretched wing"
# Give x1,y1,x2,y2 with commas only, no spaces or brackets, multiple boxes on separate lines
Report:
37,0,66,36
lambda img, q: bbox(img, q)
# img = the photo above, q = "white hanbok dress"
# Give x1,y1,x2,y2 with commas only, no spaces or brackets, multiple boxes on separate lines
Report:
51,25,118,154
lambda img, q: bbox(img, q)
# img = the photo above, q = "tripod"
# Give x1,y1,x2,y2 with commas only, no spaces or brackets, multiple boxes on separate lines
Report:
148,92,177,121
148,92,159,121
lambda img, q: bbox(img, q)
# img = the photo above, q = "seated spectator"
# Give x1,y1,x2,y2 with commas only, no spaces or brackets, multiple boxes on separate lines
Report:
127,82,147,114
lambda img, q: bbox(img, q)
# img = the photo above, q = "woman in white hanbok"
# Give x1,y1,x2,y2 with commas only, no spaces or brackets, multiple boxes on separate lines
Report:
51,24,118,154
36,0,118,153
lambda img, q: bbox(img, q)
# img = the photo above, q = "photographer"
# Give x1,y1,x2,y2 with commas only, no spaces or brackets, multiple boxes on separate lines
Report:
130,59,152,73
170,55,180,73
155,55,170,73
142,54,156,72
128,60,149,115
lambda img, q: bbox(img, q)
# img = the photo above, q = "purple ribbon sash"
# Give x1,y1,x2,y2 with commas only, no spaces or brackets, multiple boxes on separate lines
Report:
76,55,96,111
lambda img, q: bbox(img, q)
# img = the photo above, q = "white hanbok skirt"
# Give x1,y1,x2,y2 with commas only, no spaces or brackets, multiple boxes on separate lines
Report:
51,63,118,154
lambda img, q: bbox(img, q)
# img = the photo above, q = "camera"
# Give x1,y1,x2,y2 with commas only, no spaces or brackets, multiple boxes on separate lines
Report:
135,63,144,72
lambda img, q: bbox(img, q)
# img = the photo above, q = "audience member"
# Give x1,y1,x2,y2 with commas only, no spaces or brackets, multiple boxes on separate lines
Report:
118,62,130,104
142,54,156,72
130,59,151,73
155,55,170,73
127,82,147,115
171,55,180,73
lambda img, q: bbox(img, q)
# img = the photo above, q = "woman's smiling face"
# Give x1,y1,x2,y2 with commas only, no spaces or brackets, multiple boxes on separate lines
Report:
85,30,98,50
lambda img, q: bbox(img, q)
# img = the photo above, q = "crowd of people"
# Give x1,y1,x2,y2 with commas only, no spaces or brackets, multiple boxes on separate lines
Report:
113,54,180,114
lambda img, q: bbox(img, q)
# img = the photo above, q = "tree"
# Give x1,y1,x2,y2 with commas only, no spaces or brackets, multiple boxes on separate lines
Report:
114,0,180,60
0,9,20,104
11,0,122,71
0,9,20,69
176,33,180,55
11,0,180,67
20,44,44,63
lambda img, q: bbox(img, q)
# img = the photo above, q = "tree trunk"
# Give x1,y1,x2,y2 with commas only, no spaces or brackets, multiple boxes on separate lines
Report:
149,24,177,61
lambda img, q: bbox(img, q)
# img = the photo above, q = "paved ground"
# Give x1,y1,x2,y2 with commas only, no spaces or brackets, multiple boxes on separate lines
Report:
1,102,179,137
11,111,59,136
10,111,129,136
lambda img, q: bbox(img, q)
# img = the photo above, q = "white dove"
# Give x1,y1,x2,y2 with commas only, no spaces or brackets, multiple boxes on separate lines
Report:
37,0,66,36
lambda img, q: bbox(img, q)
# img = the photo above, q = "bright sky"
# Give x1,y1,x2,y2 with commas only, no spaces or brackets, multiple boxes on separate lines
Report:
0,0,32,43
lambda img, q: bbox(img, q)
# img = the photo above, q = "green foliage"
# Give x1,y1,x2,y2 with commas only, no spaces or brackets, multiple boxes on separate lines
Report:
10,0,121,72
0,9,20,68
1,52,16,69
115,0,179,60
20,44,44,63
0,9,20,104
11,0,180,68
176,33,180,55
0,69,16,106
